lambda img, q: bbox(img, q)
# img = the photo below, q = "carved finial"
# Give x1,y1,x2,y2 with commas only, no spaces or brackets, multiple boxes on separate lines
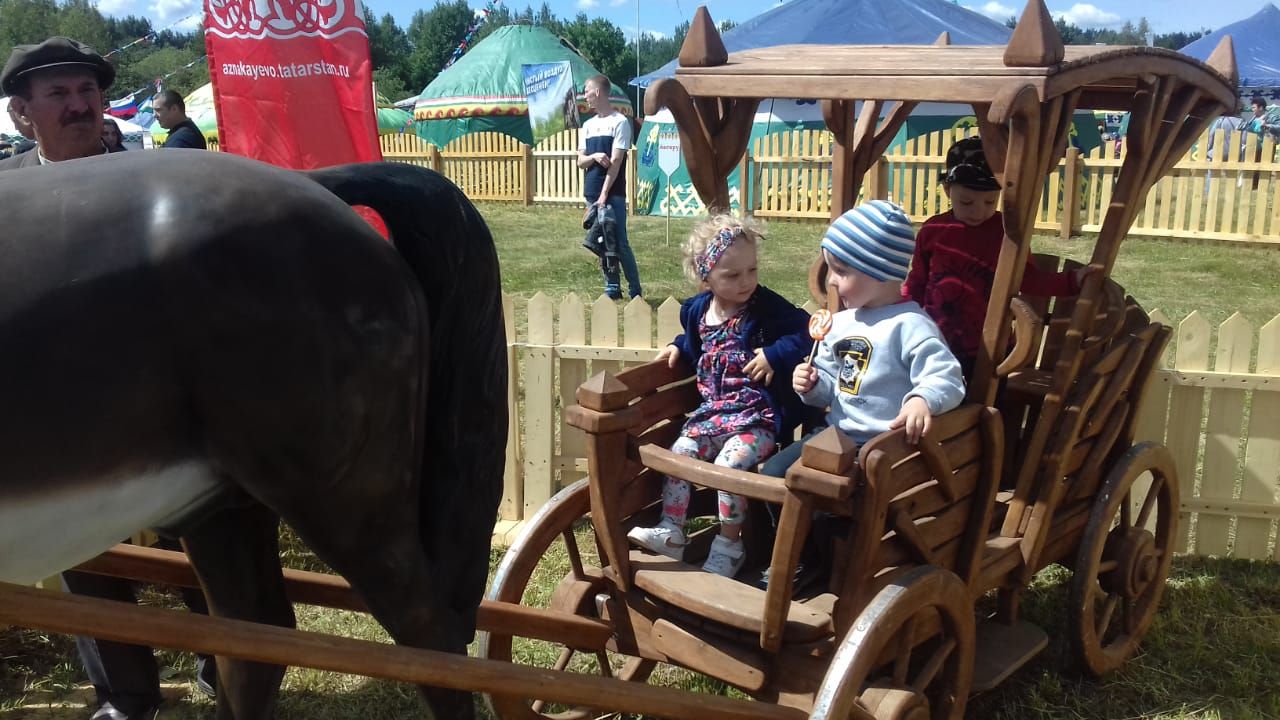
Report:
1206,35,1240,89
678,6,729,68
1003,0,1065,67
575,370,633,411
800,427,860,476
934,31,951,46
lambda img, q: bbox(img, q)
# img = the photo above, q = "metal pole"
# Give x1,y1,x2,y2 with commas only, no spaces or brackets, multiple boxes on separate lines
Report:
636,0,642,111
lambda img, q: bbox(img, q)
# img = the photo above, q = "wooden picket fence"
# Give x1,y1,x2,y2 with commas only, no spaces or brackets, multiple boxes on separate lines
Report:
380,126,1280,244
493,294,1280,562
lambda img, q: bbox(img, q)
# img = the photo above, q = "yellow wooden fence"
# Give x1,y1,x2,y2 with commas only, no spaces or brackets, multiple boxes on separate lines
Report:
379,127,1280,244
494,294,1280,561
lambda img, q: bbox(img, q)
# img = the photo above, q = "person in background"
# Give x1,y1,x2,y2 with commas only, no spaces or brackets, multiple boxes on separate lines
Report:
902,137,1090,377
102,117,126,152
576,74,641,300
153,89,205,150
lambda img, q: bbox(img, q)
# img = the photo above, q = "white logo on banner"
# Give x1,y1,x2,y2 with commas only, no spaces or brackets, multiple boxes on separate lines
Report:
206,0,367,40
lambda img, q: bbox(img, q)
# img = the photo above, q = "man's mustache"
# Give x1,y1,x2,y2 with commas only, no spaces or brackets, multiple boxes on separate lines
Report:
62,111,96,127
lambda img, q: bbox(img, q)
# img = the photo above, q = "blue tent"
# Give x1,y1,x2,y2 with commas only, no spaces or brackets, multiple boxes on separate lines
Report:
632,0,1012,88
1180,4,1280,89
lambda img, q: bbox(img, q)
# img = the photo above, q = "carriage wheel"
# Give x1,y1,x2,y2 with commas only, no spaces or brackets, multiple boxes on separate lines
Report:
1069,442,1178,677
811,567,974,720
479,479,656,720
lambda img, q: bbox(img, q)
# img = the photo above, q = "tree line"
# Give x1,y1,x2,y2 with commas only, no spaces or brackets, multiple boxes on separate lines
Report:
0,0,1212,109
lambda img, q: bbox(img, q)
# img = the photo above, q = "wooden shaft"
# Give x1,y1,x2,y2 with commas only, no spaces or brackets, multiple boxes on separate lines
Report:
0,582,804,720
74,544,613,651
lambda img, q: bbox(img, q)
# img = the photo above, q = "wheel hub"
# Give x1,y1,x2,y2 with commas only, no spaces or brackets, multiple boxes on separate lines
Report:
1100,526,1157,599
860,683,930,720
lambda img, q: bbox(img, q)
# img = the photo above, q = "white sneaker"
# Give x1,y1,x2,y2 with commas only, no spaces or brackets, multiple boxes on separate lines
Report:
627,520,687,560
702,535,746,578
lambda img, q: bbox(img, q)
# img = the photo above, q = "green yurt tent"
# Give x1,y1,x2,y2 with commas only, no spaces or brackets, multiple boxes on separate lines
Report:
413,24,634,147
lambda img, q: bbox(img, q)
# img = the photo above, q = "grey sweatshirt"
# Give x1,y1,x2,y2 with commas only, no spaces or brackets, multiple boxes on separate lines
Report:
800,301,966,444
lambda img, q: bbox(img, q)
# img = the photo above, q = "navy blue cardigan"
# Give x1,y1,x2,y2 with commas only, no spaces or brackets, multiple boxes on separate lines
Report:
671,286,813,438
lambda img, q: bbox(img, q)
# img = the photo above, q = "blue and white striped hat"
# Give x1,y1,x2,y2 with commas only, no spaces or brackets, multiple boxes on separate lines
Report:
821,200,915,282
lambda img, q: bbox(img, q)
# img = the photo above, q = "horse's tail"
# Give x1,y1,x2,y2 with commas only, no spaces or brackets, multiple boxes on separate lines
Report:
305,163,507,642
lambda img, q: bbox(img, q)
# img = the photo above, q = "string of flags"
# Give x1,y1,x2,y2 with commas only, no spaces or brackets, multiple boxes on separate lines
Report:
107,55,208,119
444,0,502,69
103,11,205,59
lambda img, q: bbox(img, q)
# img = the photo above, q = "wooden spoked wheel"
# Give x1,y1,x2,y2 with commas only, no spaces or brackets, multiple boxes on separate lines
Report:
811,567,975,720
479,479,656,720
1069,442,1179,677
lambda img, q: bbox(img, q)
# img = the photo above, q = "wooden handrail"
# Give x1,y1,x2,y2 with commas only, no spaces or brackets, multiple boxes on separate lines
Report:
638,445,787,503
0,582,804,720
73,544,612,651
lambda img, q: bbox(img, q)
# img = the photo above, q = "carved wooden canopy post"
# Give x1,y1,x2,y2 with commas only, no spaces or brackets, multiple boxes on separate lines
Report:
643,7,758,214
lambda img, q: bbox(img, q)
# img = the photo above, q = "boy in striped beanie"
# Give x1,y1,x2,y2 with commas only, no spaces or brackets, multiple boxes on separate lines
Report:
791,200,965,446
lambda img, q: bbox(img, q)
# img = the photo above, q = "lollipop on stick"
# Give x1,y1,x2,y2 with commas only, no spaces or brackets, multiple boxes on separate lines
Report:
806,309,833,365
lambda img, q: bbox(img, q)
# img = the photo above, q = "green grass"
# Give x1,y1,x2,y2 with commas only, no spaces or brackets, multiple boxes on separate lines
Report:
479,203,1280,334
4,203,1280,719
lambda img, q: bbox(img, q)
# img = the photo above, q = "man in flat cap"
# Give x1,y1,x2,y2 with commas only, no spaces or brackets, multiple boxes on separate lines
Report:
0,36,115,169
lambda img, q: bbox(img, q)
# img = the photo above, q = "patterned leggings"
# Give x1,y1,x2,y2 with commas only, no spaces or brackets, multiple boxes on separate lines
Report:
661,429,778,528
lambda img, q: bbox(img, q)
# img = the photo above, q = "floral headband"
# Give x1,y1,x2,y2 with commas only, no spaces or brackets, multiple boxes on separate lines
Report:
695,226,743,279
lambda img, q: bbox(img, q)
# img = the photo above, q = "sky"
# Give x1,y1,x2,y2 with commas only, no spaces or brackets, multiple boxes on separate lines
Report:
102,0,1276,44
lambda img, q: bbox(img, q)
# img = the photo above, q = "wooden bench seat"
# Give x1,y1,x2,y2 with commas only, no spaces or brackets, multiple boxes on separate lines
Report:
629,551,833,643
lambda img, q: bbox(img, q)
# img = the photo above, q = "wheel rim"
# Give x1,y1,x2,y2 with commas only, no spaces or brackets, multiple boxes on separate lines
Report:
480,480,656,719
1070,442,1178,676
811,566,974,720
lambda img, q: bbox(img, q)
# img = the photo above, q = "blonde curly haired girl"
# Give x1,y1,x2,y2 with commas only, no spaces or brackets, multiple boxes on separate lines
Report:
626,214,811,579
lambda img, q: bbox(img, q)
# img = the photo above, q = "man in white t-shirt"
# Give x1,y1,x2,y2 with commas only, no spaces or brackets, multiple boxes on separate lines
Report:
576,74,642,299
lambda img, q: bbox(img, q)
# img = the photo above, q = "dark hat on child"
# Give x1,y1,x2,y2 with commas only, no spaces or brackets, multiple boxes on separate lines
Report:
1,37,115,96
822,200,915,282
941,136,1000,191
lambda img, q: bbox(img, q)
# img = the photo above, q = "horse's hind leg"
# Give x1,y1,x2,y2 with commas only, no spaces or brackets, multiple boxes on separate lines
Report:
279,493,477,720
182,502,294,720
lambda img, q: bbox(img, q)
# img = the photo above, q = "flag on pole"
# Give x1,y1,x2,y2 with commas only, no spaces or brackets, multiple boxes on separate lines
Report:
203,0,381,168
107,93,139,118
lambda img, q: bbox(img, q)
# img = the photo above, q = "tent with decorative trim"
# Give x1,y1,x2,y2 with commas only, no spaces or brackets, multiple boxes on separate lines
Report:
413,24,633,148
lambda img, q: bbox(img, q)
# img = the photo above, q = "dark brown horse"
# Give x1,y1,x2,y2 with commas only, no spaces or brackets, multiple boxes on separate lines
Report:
0,150,507,720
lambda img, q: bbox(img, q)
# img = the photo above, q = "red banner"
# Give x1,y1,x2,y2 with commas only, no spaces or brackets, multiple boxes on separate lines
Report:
204,0,381,169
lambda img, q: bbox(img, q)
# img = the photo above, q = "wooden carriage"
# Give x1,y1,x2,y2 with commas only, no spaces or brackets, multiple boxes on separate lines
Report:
480,1,1237,718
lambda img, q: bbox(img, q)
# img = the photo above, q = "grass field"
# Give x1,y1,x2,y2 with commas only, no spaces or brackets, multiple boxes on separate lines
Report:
3,203,1279,719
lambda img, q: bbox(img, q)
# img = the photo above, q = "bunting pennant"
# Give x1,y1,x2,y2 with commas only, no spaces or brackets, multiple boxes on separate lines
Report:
444,0,502,68
103,11,205,59
107,55,207,109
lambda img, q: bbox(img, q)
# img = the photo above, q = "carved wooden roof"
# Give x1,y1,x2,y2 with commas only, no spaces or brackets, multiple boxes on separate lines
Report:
673,45,1237,110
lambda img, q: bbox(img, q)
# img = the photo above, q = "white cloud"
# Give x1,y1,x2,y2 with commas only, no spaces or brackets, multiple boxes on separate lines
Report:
1052,3,1123,28
148,0,198,23
964,2,1017,22
95,0,132,14
621,27,667,41
609,0,627,6
576,0,599,8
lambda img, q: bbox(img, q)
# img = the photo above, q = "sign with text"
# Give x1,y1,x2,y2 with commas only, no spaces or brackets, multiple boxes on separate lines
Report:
657,132,681,177
522,61,578,145
204,0,381,168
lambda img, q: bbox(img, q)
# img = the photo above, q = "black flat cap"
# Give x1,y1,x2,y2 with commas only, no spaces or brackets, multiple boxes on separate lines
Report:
1,37,115,96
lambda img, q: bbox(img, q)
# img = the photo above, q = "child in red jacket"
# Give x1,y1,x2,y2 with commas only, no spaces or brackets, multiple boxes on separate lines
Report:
902,137,1089,375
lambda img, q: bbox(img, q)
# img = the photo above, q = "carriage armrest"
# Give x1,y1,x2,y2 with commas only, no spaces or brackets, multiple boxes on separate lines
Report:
575,359,694,412
564,404,643,434
638,445,787,503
